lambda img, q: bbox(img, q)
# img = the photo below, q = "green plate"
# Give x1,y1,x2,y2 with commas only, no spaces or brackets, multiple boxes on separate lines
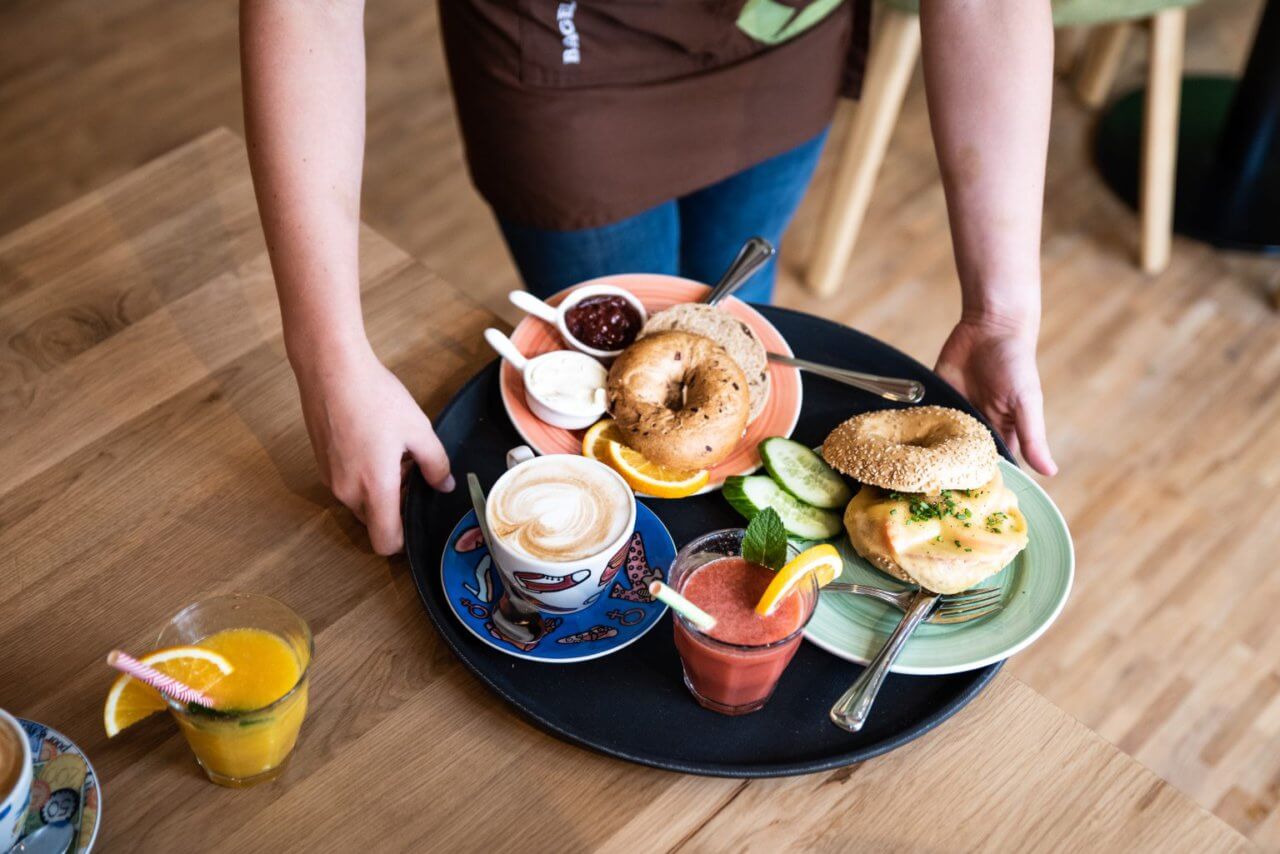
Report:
804,460,1073,675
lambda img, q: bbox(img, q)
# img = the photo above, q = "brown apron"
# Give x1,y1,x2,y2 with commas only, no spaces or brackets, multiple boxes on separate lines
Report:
439,0,869,230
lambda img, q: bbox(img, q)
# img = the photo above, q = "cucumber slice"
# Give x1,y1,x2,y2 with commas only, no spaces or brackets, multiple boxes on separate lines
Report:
723,476,843,540
759,437,852,509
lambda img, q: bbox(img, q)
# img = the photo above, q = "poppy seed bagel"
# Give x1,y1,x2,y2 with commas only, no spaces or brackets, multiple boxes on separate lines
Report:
642,303,769,422
606,331,750,470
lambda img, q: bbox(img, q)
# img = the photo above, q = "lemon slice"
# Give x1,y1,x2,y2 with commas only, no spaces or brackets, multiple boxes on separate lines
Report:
104,646,234,737
582,418,627,462
604,440,710,499
755,543,843,616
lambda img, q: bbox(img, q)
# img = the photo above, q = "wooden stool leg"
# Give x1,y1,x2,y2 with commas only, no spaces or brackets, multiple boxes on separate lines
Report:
1141,8,1185,274
805,7,921,297
1075,22,1132,108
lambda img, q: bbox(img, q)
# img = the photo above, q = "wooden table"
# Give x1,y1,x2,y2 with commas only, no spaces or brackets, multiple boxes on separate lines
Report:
0,129,1253,853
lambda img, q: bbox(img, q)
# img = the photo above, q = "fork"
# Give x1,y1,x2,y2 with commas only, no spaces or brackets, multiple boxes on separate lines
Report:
824,583,1002,625
828,587,1003,733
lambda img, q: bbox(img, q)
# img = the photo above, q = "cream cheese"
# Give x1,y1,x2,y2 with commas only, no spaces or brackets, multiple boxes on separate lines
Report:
525,351,607,416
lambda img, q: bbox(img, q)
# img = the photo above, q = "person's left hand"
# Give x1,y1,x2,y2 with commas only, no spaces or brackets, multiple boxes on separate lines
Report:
935,317,1058,477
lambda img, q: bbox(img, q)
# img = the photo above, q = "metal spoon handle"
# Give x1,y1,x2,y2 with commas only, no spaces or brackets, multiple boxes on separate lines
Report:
830,590,939,732
704,237,776,306
767,353,925,403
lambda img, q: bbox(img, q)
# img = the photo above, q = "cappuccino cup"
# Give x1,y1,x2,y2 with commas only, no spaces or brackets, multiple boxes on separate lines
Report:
485,446,637,613
0,709,32,849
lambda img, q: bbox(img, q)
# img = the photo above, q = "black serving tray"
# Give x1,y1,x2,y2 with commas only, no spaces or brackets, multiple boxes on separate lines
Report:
405,306,1004,777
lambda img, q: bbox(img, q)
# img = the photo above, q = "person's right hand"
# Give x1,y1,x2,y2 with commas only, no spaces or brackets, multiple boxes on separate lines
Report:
293,344,455,555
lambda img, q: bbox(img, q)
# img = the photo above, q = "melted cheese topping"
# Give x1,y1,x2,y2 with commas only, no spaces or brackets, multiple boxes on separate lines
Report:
844,469,1028,593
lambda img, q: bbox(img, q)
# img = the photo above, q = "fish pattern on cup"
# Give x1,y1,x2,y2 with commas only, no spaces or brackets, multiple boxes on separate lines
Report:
513,569,591,594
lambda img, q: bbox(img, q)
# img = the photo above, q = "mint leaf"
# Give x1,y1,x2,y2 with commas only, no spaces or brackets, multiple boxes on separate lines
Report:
743,507,787,571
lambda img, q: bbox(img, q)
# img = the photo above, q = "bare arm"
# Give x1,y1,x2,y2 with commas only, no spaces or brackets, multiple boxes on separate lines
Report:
242,0,369,365
919,0,1058,475
241,0,453,554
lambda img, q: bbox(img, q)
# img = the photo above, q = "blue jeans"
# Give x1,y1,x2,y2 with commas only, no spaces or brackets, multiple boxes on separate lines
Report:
498,129,829,305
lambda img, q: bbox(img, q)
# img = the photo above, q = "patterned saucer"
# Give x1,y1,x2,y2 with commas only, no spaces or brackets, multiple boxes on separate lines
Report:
16,719,100,853
440,504,675,663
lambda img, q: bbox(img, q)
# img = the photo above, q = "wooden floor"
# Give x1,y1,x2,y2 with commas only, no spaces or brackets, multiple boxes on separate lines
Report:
3,0,1278,845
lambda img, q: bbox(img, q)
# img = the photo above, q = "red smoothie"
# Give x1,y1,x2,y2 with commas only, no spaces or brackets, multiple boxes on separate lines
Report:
673,556,813,715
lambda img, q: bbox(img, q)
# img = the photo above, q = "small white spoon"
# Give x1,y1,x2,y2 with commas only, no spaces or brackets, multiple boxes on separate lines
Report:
484,328,607,430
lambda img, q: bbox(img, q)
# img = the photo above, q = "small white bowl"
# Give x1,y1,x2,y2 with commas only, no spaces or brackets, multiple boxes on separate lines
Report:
509,284,647,360
484,328,607,430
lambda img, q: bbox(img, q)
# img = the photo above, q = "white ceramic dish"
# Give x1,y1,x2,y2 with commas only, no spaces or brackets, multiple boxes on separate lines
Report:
509,285,647,360
484,328,607,430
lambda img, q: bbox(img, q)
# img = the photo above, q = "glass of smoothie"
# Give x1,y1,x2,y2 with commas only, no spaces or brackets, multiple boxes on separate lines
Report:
670,529,817,715
157,594,312,787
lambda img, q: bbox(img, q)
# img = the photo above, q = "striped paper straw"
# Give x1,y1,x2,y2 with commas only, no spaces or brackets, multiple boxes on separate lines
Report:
649,581,717,633
106,650,214,707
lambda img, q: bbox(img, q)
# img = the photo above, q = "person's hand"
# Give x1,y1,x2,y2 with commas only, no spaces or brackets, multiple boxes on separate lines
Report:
935,316,1058,477
293,344,455,554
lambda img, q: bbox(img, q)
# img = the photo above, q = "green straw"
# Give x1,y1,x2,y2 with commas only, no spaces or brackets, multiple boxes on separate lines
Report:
649,581,717,632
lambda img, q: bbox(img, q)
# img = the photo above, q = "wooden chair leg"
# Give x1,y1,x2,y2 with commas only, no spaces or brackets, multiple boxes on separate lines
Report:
1141,7,1185,274
1055,27,1087,77
805,6,921,297
1075,22,1132,108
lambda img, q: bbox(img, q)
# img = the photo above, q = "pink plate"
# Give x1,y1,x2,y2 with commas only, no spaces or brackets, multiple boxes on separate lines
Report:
498,274,802,495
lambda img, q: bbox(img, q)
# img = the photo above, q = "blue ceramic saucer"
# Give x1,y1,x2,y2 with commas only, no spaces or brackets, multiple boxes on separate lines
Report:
440,504,675,663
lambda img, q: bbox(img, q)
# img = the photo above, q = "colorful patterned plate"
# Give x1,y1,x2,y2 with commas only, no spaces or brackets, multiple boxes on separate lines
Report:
440,503,676,663
804,460,1074,675
16,719,100,853
499,275,803,495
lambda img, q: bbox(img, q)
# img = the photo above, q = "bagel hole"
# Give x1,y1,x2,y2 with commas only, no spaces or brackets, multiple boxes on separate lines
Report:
661,383,689,411
904,428,949,449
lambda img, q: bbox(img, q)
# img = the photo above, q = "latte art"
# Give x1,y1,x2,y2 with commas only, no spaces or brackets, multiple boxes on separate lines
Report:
489,458,632,562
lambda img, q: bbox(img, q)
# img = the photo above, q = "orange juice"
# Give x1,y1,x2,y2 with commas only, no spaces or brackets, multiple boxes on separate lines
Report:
171,627,309,787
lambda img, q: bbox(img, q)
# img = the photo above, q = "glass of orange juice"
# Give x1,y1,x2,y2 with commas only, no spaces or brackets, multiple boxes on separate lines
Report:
157,594,312,788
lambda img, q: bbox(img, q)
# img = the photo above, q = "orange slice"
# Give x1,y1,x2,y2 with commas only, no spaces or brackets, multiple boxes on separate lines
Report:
755,543,843,616
104,646,233,737
582,418,627,462
604,440,709,499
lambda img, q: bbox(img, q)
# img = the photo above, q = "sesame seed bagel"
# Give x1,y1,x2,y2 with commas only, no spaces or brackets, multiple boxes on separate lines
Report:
821,405,998,494
606,331,749,471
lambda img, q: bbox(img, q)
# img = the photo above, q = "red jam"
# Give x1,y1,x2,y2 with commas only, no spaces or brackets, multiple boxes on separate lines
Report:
564,295,642,351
